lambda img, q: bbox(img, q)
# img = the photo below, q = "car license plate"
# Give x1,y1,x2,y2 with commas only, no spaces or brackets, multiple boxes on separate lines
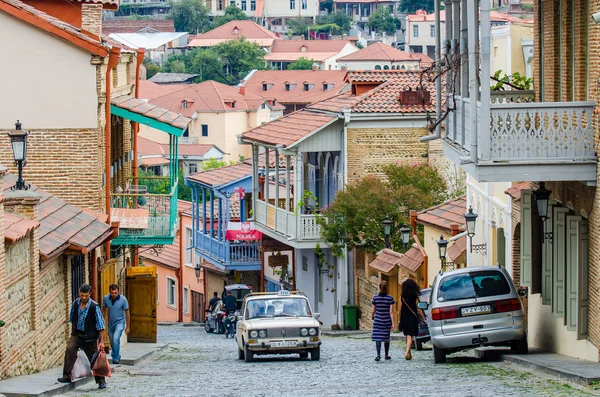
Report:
271,341,297,348
461,305,491,316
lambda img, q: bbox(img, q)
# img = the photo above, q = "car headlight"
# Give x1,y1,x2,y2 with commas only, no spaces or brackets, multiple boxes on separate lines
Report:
309,328,317,336
258,330,267,338
300,328,308,337
250,330,258,338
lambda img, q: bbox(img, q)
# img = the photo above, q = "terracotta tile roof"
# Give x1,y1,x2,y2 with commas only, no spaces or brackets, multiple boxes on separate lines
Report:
409,52,434,66
141,234,180,269
188,20,278,48
149,81,268,115
398,244,425,272
505,182,534,201
241,70,349,105
168,143,215,157
102,19,175,35
264,52,338,62
178,200,193,214
138,80,187,101
369,249,403,274
345,69,421,83
112,95,192,131
447,235,467,262
351,75,438,113
188,162,253,187
241,109,338,147
3,175,113,259
306,92,365,113
417,196,467,233
0,0,108,56
82,208,109,223
243,151,289,168
149,73,199,84
337,42,416,62
141,157,169,167
270,39,351,53
138,136,166,156
4,212,39,243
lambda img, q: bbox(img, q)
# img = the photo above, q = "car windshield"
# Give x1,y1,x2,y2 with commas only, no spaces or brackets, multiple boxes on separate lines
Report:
437,270,511,302
245,298,312,319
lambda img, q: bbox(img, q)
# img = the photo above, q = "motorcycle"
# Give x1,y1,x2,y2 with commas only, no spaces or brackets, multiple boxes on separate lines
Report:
224,310,239,339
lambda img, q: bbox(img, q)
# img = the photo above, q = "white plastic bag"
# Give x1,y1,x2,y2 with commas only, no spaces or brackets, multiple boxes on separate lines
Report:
71,349,92,379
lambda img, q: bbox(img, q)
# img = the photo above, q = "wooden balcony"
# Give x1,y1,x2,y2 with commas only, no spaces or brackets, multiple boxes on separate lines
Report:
254,200,324,247
195,232,261,271
443,91,597,183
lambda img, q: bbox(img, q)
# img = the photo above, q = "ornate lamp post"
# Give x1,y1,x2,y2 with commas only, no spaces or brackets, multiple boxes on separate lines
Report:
464,206,486,255
382,216,392,249
400,224,411,250
436,234,448,272
8,120,29,190
533,182,553,244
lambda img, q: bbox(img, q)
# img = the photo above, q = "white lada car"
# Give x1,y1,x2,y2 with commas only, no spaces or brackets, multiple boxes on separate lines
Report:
236,290,321,362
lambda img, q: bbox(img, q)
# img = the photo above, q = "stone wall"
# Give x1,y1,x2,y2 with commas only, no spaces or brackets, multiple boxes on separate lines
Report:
357,275,377,330
205,269,227,309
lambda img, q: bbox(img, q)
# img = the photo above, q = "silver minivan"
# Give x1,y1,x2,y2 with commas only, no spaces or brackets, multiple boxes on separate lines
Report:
420,266,527,363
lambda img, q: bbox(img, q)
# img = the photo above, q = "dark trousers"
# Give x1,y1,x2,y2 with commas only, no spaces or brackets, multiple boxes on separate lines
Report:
62,333,105,384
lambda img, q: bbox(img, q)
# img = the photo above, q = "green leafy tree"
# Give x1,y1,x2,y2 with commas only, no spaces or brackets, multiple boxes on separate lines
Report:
317,11,352,32
144,59,162,79
399,0,434,13
367,6,401,34
320,0,334,12
188,49,228,82
177,168,192,200
169,0,210,33
287,57,317,70
202,158,228,170
213,5,248,27
318,164,449,257
214,39,268,84
286,18,310,36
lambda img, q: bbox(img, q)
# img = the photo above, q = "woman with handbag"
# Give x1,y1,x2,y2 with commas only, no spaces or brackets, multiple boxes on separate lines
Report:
371,281,395,361
398,278,426,360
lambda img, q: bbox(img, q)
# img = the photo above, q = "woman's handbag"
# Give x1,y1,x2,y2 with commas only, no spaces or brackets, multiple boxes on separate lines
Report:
402,297,425,326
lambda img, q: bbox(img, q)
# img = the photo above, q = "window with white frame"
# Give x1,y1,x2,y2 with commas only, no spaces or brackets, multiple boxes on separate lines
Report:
188,163,198,175
430,24,435,38
241,0,246,10
413,25,419,38
183,287,189,314
167,277,176,307
251,0,255,10
185,227,193,264
290,0,295,9
302,0,307,9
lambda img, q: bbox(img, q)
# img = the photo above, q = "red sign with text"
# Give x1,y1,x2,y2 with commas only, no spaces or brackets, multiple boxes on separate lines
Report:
225,222,263,241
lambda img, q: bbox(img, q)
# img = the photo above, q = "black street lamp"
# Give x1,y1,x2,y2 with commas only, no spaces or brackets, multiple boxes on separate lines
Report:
437,234,448,272
464,206,486,255
533,182,551,221
400,224,411,249
382,216,392,249
8,120,29,190
194,263,201,282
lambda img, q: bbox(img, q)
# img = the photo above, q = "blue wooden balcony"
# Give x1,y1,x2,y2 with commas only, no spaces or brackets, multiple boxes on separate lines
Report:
195,231,261,271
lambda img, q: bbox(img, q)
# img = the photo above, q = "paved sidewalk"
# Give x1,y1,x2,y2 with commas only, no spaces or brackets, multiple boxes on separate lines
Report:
475,348,600,385
0,342,168,397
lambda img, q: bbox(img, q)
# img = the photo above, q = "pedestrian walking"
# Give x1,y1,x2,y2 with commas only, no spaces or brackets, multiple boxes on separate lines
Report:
398,278,426,360
371,280,395,361
208,292,220,311
102,284,130,365
58,284,107,389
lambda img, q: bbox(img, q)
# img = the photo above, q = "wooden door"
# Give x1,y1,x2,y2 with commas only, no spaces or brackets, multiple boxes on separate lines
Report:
126,275,157,343
71,255,85,302
100,259,117,348
192,291,204,323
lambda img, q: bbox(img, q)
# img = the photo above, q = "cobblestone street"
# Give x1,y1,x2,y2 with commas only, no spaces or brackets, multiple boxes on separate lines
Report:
64,325,598,397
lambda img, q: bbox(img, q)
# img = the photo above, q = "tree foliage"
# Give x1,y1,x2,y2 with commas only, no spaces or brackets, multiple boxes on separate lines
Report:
491,70,533,91
399,0,434,13
287,57,317,70
202,158,228,170
213,39,268,84
169,0,210,33
287,11,352,37
367,6,401,34
213,5,248,28
143,59,162,79
318,164,451,256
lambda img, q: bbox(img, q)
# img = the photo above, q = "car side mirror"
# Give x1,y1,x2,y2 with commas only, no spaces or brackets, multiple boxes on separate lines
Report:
417,302,428,310
313,313,320,320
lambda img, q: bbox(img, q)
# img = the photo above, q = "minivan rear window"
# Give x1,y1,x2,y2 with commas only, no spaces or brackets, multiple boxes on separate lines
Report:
437,270,511,302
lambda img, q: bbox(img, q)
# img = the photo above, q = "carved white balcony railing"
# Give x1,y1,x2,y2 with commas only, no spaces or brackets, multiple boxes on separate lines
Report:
445,91,595,163
254,200,323,242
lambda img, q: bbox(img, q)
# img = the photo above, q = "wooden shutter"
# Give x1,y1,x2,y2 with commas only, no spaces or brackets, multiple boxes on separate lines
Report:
520,191,533,287
552,207,569,319
565,216,589,338
541,202,554,305
496,228,506,269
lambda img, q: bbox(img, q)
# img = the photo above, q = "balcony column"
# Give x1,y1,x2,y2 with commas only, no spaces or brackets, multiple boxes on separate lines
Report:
444,0,454,140
202,186,207,235
435,0,442,139
264,148,270,205
295,152,303,238
209,189,214,254
274,147,280,225
460,0,468,100
224,192,231,263
252,145,259,221
285,155,291,212
479,0,491,161
466,0,478,163
191,185,196,248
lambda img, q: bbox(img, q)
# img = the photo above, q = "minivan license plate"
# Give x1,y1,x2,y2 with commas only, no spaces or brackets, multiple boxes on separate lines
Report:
271,341,297,347
461,305,491,316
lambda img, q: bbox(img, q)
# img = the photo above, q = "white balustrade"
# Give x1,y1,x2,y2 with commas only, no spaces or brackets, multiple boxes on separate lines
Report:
299,215,322,240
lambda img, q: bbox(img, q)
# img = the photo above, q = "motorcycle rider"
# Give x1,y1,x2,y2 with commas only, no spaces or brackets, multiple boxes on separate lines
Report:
222,290,238,338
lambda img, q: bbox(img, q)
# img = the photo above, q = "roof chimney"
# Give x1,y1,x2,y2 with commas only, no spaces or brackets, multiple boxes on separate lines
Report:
312,64,319,71
239,86,246,96
341,65,348,72
81,3,103,39
450,224,460,236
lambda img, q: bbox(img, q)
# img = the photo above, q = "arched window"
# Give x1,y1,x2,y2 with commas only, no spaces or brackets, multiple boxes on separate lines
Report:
374,65,382,70
383,65,390,70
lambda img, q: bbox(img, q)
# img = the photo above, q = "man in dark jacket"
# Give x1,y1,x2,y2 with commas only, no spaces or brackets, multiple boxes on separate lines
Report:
222,290,237,314
208,292,220,311
58,284,107,389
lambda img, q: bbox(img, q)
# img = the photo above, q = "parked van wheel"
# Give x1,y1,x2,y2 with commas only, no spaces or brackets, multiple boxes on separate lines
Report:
511,336,528,355
433,346,446,363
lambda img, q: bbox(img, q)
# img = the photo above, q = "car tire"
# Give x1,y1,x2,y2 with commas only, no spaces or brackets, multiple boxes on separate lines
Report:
415,339,423,351
244,345,254,362
204,321,213,333
433,345,446,364
511,336,528,355
238,347,245,360
310,347,320,361
299,352,309,359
